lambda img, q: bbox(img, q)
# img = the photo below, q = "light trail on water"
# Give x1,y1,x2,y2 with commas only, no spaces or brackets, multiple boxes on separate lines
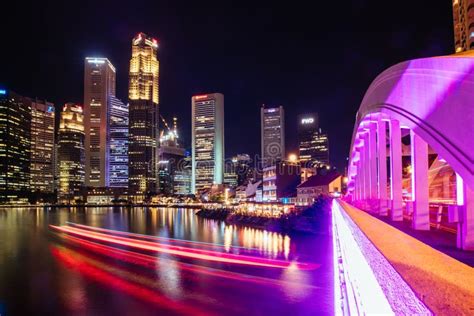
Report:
50,224,319,270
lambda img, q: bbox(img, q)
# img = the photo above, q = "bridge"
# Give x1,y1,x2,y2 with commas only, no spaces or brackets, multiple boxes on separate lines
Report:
345,51,474,250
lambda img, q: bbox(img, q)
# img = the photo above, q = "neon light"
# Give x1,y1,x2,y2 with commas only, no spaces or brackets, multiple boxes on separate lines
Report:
51,225,317,270
67,222,258,251
331,200,393,314
0,89,6,95
194,95,208,100
332,200,431,314
301,118,314,124
51,246,208,315
59,233,317,289
456,173,464,206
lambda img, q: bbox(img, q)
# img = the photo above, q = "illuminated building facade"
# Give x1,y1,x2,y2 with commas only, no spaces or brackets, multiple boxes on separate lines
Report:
108,96,128,188
297,113,319,165
158,119,185,194
30,99,55,193
313,129,330,166
262,161,301,202
453,0,474,52
0,90,31,204
261,105,285,166
230,154,256,186
128,32,160,199
173,154,192,195
84,57,116,187
191,93,224,194
58,103,85,203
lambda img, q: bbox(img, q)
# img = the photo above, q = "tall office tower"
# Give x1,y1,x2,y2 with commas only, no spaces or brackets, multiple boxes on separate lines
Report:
174,154,192,195
453,0,474,52
261,105,285,166
191,93,224,194
158,117,185,194
58,103,85,203
313,129,330,166
30,99,55,193
297,113,319,164
128,32,160,199
108,96,129,188
0,89,31,204
83,57,116,187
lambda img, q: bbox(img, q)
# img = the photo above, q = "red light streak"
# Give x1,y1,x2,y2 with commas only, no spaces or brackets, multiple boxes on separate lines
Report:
50,225,318,270
59,233,319,289
67,222,255,251
51,246,210,316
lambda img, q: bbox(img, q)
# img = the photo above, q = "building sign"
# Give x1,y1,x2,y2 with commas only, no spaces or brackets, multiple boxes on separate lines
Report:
301,118,314,124
195,95,208,100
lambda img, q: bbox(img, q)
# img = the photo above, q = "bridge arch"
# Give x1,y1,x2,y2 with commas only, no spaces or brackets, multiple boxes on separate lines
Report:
347,52,474,250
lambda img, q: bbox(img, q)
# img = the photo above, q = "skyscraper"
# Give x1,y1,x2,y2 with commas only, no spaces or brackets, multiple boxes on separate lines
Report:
174,153,192,196
298,113,319,164
108,96,129,188
313,129,330,166
128,32,160,199
453,0,474,52
0,89,31,204
261,105,285,166
191,93,224,194
58,103,85,203
30,99,55,193
83,57,116,187
158,117,185,194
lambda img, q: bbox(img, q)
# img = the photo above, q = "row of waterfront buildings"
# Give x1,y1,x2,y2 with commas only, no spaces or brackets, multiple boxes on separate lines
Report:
0,32,330,205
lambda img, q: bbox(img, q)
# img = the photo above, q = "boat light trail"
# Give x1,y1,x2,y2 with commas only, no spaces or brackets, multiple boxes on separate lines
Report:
60,233,319,289
51,245,211,316
50,225,318,270
66,222,261,252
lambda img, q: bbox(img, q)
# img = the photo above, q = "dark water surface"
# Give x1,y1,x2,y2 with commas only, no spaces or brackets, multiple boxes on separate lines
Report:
0,207,333,315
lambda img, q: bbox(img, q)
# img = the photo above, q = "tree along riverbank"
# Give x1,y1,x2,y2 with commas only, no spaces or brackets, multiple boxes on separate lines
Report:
196,197,332,234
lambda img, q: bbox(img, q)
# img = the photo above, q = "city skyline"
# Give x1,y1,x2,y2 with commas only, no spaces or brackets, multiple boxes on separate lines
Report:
0,2,474,316
0,1,455,171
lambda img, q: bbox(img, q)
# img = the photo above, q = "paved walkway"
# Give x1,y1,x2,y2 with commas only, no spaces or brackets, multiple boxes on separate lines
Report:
339,200,474,315
374,214,474,267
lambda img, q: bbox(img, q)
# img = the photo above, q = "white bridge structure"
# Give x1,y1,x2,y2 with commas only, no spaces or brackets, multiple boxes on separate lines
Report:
346,52,474,250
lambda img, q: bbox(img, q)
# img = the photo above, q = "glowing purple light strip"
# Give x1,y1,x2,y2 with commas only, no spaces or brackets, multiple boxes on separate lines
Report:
332,200,432,315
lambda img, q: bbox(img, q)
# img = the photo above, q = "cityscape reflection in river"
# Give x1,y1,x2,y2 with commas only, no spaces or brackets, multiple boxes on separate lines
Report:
0,207,333,315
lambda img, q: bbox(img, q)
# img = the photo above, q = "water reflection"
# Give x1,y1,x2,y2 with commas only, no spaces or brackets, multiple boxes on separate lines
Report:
0,207,333,315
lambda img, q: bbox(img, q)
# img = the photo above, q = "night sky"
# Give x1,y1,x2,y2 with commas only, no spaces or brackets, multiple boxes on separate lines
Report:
0,0,454,170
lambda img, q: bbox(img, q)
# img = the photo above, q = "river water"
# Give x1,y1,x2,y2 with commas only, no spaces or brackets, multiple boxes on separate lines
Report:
0,207,333,315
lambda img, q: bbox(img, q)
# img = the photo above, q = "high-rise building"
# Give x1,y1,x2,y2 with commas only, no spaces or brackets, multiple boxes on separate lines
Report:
173,153,192,196
453,0,474,52
158,118,185,194
128,32,160,199
191,93,224,194
298,113,319,164
261,105,285,166
58,103,85,203
30,99,55,193
0,89,31,204
84,57,116,187
108,96,129,188
313,129,330,166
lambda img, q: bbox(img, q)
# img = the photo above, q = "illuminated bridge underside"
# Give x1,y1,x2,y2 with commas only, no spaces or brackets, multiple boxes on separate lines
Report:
347,52,474,248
